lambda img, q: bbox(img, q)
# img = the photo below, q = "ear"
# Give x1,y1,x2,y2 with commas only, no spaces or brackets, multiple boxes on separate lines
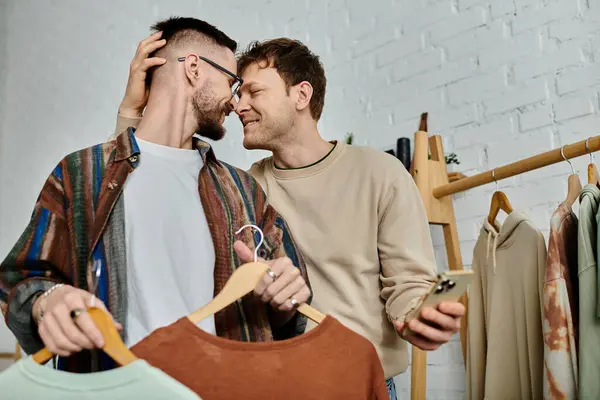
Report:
183,54,202,86
294,81,313,113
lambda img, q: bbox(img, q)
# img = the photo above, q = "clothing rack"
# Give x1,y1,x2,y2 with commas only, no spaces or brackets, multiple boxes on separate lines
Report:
408,113,600,400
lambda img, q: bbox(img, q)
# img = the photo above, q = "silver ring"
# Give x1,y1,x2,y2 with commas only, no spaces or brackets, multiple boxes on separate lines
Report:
290,297,298,308
266,269,277,282
70,308,85,320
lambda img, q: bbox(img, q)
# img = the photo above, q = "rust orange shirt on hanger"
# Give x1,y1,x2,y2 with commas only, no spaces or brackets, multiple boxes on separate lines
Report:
131,315,388,400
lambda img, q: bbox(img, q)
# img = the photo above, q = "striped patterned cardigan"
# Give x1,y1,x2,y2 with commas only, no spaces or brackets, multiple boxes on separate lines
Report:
0,128,309,372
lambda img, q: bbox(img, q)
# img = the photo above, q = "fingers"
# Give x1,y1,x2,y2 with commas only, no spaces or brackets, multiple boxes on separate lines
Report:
259,258,297,303
403,330,442,351
420,307,461,332
65,291,105,348
233,240,255,264
86,295,122,331
131,32,167,74
39,314,78,356
407,319,453,344
438,301,466,318
135,31,166,58
270,274,306,311
137,30,163,50
52,303,95,350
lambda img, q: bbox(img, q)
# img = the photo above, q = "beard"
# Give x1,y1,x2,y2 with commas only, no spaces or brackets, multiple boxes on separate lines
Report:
191,82,228,141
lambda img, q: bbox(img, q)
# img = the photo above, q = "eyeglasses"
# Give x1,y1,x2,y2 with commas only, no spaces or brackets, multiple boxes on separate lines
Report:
178,55,243,99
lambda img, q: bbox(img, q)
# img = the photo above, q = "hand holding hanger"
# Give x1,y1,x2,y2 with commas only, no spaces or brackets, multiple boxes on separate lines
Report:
233,240,311,315
31,285,121,358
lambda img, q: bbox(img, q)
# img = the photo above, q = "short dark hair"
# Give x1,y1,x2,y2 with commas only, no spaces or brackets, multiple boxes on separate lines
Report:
237,38,326,121
151,17,237,53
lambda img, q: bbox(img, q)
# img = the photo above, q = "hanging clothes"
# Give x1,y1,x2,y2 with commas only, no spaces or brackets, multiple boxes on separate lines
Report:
0,357,202,399
467,211,545,400
578,184,600,398
543,202,578,399
131,315,389,400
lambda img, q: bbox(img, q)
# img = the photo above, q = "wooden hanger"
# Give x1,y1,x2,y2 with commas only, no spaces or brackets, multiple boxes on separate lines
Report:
586,138,600,185
32,307,137,366
562,145,582,206
487,169,513,229
188,224,325,326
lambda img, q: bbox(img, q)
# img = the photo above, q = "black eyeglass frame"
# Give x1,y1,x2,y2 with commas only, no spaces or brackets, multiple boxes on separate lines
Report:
178,55,243,98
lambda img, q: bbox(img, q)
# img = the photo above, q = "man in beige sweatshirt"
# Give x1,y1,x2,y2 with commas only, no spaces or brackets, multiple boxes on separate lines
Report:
114,33,465,397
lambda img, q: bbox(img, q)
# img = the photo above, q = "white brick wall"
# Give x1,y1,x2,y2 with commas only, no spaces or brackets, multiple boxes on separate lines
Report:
1,0,598,397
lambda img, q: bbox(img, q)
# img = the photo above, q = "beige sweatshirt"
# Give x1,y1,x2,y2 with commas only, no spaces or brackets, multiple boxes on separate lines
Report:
248,141,437,378
467,212,545,400
114,116,437,378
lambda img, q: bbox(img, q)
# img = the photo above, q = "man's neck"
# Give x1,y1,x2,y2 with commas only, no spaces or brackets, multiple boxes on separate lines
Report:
272,126,334,169
134,88,196,149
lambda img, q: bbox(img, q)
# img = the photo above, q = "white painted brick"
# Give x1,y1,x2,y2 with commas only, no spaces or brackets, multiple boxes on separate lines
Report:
458,239,478,266
452,145,485,172
444,20,505,61
490,0,516,19
375,0,425,28
518,105,553,131
453,116,514,147
549,17,600,41
459,0,487,9
514,41,584,80
430,7,486,44
402,0,455,32
429,105,478,131
392,49,444,82
516,0,544,9
420,56,478,91
370,79,417,110
557,114,600,144
434,245,451,271
455,191,492,219
393,90,445,124
479,30,542,71
556,64,600,95
487,129,554,167
456,216,484,241
447,69,507,106
553,94,594,121
483,76,548,116
513,0,580,35
351,25,397,58
591,33,600,63
374,33,423,67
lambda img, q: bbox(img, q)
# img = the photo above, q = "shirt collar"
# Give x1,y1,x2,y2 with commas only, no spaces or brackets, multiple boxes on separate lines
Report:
113,127,217,164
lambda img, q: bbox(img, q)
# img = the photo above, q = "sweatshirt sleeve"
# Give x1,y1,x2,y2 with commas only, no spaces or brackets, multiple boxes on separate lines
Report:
378,163,437,323
113,113,142,140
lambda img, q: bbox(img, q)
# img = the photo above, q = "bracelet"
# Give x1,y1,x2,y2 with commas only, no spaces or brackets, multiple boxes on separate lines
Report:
37,283,65,323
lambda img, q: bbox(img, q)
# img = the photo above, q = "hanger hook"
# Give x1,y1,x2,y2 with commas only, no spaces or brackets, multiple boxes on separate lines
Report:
235,224,264,263
586,137,593,163
492,169,498,192
561,145,575,174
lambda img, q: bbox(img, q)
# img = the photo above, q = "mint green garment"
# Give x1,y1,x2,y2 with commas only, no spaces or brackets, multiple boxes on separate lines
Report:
0,356,201,399
578,184,600,399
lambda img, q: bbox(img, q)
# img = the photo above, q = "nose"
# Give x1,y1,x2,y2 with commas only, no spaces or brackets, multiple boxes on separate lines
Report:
228,95,238,113
235,95,250,116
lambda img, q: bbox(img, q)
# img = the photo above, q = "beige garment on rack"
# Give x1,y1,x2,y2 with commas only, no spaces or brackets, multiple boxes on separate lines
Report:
467,211,545,400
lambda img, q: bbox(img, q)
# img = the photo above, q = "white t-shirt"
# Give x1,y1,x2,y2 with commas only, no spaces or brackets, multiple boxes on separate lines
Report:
123,137,216,347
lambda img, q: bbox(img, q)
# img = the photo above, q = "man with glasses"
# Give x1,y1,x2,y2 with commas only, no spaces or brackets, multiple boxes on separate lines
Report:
0,17,310,373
